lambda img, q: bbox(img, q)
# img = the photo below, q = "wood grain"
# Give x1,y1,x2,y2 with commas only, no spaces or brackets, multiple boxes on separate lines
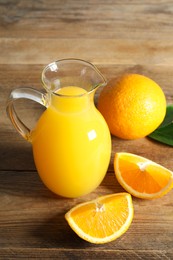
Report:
2,38,173,65
0,0,173,259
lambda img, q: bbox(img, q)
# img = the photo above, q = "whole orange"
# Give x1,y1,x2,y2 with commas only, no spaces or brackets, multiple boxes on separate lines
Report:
97,74,166,139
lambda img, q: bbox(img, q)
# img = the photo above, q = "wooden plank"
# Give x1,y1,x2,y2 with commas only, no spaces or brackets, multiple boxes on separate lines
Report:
1,0,173,40
1,38,173,65
0,248,172,259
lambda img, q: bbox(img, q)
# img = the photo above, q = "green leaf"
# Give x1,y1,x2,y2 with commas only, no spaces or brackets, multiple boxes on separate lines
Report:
159,104,173,128
148,105,173,146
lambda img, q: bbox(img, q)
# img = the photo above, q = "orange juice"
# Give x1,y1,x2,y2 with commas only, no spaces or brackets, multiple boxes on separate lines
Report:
31,86,111,198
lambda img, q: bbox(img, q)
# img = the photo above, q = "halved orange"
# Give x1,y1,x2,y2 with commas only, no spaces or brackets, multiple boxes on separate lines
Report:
114,152,173,199
65,193,133,244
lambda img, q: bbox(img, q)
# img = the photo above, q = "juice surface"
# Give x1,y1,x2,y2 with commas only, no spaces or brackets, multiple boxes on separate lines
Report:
31,86,111,198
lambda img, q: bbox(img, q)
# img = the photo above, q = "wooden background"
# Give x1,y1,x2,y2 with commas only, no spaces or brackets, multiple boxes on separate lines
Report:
0,0,173,259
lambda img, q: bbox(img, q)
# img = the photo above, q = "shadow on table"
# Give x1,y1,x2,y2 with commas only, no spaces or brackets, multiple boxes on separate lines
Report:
32,211,106,249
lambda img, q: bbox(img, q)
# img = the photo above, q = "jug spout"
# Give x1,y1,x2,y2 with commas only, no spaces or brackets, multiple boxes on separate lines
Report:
41,58,107,94
87,62,107,91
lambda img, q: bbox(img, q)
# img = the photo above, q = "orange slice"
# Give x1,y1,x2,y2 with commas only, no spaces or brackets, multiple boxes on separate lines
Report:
114,152,173,199
65,193,133,244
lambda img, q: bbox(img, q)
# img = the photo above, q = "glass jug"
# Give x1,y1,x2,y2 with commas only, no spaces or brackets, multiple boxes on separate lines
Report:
6,59,111,198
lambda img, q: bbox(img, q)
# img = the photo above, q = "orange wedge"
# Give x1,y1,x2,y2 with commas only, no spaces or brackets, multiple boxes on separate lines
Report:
65,193,133,244
114,152,173,199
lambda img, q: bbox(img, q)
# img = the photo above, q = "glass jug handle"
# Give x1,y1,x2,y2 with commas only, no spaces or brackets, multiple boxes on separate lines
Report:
6,87,48,141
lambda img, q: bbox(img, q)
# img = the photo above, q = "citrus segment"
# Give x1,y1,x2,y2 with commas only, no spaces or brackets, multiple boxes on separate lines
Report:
65,193,134,244
98,74,166,139
114,153,173,199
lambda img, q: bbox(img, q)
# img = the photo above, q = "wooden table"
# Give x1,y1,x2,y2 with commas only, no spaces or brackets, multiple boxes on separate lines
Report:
0,0,173,259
